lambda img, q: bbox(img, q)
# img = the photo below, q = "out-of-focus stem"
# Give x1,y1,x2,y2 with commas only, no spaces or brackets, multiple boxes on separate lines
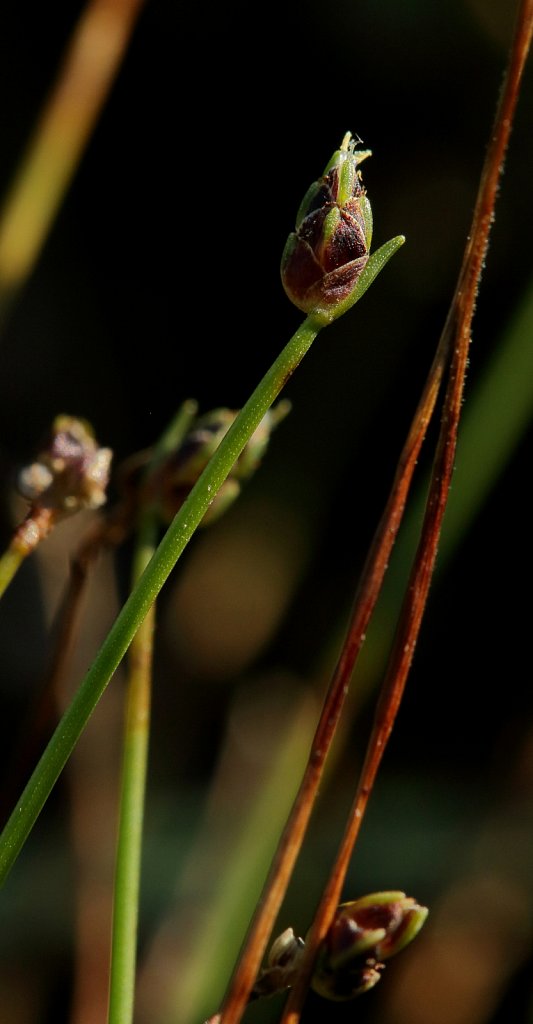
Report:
0,0,146,321
0,506,55,600
107,401,201,1024
0,545,26,599
107,507,157,1024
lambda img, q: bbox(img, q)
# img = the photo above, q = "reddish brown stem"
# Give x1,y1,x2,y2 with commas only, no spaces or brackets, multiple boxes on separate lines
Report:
281,2,533,1020
12,505,56,554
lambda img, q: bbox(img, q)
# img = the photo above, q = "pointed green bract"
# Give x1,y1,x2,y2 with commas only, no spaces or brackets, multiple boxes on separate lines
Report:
311,234,405,325
312,891,428,1001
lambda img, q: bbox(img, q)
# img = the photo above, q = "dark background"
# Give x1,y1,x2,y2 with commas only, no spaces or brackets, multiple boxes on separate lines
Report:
0,1,532,1022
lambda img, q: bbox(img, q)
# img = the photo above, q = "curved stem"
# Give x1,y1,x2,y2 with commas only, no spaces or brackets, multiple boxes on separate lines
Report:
0,315,320,885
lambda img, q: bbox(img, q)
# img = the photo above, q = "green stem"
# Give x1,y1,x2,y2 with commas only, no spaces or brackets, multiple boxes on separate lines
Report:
107,402,196,1024
0,543,26,599
0,508,54,601
107,512,157,1024
0,315,320,885
0,234,403,884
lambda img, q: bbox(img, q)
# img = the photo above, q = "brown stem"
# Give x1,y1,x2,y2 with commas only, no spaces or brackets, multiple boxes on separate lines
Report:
281,2,533,1020
219,349,444,1024
12,506,56,554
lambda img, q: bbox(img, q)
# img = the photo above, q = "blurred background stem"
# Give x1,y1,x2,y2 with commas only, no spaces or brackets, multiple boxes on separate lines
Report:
107,505,157,1024
0,545,25,599
108,403,197,1024
0,0,146,328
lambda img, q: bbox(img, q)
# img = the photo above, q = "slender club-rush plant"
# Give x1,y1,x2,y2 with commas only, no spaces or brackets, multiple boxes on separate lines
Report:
0,223,403,891
0,134,404,1023
1,3,532,1020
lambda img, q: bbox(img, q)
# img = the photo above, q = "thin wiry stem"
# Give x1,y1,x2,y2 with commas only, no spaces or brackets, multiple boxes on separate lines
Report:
0,544,25,600
0,236,403,885
0,507,55,600
107,402,197,1024
0,316,320,885
219,335,445,1024
282,2,533,1020
107,509,157,1024
0,0,145,326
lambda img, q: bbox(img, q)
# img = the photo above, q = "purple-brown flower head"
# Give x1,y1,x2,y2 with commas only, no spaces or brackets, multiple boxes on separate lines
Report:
281,133,373,318
17,415,112,516
249,892,427,1005
153,402,291,526
252,927,305,999
311,891,428,1001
